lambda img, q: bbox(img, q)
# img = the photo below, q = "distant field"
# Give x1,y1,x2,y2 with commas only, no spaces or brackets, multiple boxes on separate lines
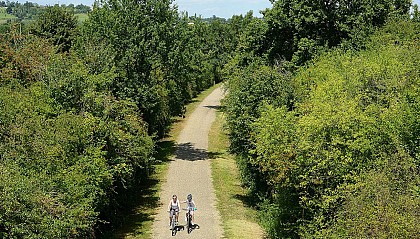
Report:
0,7,17,24
1,8,87,25
75,13,88,23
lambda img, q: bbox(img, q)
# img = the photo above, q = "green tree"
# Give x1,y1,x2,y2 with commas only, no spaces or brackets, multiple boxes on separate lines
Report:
263,0,411,65
79,0,180,136
323,161,420,238
1,26,154,237
79,0,229,137
413,4,420,22
251,22,420,237
30,5,77,52
75,4,91,14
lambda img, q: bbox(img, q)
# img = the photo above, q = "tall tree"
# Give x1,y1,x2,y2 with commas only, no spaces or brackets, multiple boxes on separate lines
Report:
80,0,178,136
30,6,77,52
263,0,412,65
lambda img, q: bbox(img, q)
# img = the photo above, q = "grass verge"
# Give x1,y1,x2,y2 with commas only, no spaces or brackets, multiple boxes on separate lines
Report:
209,110,266,239
101,83,223,239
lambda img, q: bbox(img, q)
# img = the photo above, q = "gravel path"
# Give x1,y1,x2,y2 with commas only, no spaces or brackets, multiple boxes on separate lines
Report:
152,87,224,239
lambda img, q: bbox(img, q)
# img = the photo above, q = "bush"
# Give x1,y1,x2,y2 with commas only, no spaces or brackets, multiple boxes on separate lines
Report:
322,160,420,238
0,31,154,237
30,6,78,53
226,20,420,237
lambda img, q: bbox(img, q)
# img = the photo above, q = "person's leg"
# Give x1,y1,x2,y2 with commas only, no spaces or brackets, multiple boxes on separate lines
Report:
169,210,173,227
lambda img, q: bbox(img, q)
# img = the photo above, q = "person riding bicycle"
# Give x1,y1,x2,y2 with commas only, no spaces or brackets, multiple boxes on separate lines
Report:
182,193,196,225
168,194,180,228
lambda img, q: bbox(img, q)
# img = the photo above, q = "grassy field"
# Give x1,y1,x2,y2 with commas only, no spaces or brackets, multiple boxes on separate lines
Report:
208,104,266,239
102,83,224,239
0,8,88,25
75,13,88,23
0,7,17,24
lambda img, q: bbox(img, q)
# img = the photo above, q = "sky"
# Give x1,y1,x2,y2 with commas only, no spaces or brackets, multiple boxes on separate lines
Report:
173,0,272,18
17,0,420,19
24,0,273,18
174,0,420,19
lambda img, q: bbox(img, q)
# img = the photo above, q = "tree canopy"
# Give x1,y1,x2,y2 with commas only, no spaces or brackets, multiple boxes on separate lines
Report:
222,1,419,237
0,0,236,237
1,0,419,237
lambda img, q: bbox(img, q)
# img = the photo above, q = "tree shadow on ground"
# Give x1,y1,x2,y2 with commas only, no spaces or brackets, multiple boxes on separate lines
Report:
205,104,225,111
175,143,223,161
207,151,223,159
233,193,260,209
171,118,184,125
156,140,177,163
99,183,160,239
203,105,221,110
175,142,209,161
98,140,176,239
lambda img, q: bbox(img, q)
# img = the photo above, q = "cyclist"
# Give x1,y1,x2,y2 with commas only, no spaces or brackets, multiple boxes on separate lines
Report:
182,194,196,225
168,194,180,228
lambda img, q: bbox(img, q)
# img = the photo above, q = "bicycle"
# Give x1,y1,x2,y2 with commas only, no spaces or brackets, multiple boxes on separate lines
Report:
168,209,180,236
183,208,199,234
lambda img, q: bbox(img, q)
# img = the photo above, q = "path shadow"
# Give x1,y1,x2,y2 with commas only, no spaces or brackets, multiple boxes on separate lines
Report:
203,105,221,110
233,193,260,209
171,225,185,236
175,143,208,161
207,151,223,159
204,105,225,111
156,140,177,163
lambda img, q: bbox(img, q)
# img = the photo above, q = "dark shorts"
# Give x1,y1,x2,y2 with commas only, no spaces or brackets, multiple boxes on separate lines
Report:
170,208,179,217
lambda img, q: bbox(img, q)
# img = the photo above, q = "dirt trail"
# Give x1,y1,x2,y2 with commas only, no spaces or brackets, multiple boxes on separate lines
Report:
152,87,224,239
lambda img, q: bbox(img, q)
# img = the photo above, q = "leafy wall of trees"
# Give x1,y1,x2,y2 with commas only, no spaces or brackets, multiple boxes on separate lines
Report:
2,0,419,237
0,27,155,238
223,0,419,238
0,1,235,237
77,0,235,137
263,0,412,66
255,27,419,237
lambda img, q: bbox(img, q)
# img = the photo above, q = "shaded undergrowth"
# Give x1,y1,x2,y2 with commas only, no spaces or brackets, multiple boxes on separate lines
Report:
99,140,175,239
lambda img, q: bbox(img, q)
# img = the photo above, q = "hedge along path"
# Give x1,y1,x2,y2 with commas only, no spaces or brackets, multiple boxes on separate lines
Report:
152,87,224,239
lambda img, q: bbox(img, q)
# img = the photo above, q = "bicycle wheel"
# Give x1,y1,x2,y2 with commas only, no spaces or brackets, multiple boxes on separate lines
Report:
171,215,177,236
187,213,192,234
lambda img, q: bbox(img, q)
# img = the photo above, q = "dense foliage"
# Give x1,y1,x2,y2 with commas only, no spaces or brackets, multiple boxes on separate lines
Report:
255,28,419,237
30,6,78,52
2,0,419,237
263,0,412,65
77,0,233,137
0,28,155,237
0,0,235,237
223,0,420,237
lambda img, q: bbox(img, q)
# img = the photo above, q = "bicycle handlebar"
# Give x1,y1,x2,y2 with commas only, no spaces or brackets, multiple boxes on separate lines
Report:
182,208,197,211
